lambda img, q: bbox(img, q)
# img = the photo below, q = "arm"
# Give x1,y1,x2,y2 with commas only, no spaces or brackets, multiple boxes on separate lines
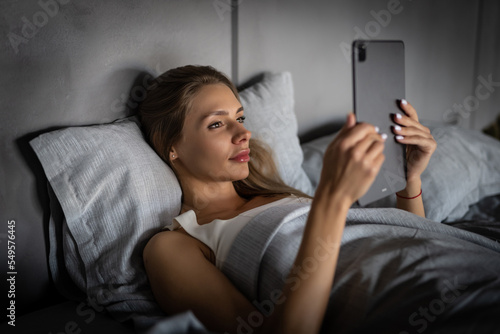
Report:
269,114,385,333
396,177,424,217
144,114,385,334
143,231,258,333
392,100,437,218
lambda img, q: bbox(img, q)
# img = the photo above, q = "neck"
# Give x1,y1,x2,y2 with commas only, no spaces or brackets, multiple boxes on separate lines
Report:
179,178,247,218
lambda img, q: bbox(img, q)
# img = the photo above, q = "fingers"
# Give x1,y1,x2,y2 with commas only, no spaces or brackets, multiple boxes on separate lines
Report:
399,99,419,122
392,99,437,154
320,113,388,205
395,100,421,126
344,112,356,129
393,100,431,135
392,122,432,140
326,115,387,168
337,113,356,136
342,128,386,181
354,131,386,160
393,113,429,134
339,121,385,150
335,112,387,167
395,133,437,153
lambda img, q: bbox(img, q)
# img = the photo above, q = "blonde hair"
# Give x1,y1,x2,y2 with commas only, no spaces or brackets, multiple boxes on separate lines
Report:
138,65,311,200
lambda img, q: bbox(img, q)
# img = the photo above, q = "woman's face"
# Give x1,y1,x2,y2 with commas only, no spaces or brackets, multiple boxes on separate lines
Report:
172,83,252,184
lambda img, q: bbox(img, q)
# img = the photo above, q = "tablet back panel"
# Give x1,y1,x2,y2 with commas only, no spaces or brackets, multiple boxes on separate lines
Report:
352,40,406,206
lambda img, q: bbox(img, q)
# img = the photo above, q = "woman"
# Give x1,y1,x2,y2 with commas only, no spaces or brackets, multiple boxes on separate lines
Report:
139,65,437,333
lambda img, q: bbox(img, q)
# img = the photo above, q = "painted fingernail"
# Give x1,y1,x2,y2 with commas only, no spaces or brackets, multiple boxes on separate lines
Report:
395,113,403,119
401,99,408,105
393,125,402,131
375,126,380,133
381,133,388,140
395,135,404,140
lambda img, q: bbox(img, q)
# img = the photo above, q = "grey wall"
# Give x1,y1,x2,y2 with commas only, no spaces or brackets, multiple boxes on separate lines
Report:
473,0,500,130
0,0,232,315
1,0,499,316
238,0,499,134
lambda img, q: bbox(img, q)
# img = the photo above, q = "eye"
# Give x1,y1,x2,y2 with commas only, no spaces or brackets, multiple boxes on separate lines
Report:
237,116,246,123
208,121,223,129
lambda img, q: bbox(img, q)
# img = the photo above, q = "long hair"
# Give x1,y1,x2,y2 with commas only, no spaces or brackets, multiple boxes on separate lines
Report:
138,65,311,200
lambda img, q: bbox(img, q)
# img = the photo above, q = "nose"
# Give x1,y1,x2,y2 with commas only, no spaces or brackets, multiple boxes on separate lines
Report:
232,123,251,145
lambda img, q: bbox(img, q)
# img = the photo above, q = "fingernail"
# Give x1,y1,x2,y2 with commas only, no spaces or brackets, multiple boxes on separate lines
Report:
395,113,403,119
401,99,408,105
381,133,388,140
395,135,404,140
393,125,402,131
375,126,380,133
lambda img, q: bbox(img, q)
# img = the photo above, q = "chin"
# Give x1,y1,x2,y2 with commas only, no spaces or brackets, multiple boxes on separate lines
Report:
235,172,250,182
209,164,249,182
230,165,250,182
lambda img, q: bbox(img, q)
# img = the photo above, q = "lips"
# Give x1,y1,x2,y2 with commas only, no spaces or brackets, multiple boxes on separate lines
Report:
229,148,251,162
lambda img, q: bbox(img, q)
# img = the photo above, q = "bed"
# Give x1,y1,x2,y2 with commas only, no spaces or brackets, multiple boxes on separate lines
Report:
26,71,500,333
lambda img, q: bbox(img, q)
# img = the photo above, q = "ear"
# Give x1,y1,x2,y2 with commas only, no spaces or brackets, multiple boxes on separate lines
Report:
169,147,178,162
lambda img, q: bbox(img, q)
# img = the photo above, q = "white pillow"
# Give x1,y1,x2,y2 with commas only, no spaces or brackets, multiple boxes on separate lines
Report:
30,71,312,325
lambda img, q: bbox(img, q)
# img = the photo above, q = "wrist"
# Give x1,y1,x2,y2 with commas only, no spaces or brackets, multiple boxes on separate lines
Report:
314,184,352,214
405,175,422,187
398,177,422,198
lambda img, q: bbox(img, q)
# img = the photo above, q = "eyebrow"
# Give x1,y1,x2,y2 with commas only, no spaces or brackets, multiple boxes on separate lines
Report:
201,106,244,120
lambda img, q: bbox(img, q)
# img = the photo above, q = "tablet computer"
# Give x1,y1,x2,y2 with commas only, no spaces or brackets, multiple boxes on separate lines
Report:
352,40,407,206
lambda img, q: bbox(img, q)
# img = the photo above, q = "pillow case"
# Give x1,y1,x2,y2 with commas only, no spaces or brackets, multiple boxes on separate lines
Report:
31,117,179,324
239,72,313,195
30,71,311,326
301,123,500,222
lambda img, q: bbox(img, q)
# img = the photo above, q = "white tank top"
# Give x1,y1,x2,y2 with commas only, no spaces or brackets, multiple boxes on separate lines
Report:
165,196,311,269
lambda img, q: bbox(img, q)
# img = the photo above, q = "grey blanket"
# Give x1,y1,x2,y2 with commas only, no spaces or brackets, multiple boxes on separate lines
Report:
221,203,500,334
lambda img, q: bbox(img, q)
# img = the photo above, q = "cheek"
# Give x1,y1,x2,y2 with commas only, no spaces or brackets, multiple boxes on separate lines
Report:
200,137,227,159
179,135,228,166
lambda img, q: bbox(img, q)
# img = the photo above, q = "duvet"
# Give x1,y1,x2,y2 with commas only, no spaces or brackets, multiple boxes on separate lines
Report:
220,202,500,334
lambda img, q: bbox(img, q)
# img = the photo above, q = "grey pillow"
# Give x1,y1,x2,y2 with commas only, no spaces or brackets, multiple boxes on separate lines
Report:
301,124,500,222
30,71,313,324
31,117,180,322
240,72,313,195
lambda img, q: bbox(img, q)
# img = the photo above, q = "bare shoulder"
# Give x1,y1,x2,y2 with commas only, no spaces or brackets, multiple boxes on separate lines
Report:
142,230,255,330
143,230,214,314
143,229,214,265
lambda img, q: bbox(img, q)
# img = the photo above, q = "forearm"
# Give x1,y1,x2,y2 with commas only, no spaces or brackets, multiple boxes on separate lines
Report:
267,188,350,334
396,177,425,217
258,113,385,333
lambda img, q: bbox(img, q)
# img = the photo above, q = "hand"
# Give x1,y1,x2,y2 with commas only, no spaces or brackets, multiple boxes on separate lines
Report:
392,100,437,182
317,113,386,206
